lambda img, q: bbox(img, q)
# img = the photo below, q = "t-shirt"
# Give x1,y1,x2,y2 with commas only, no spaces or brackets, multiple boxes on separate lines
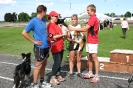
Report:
121,21,128,28
69,24,81,39
47,22,64,53
87,14,99,44
24,17,48,49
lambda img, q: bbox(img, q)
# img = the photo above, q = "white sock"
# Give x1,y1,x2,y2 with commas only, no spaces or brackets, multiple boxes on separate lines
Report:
95,74,99,77
88,71,93,74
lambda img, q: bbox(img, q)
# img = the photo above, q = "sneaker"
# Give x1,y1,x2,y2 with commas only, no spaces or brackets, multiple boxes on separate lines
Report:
32,83,40,88
50,78,60,85
41,81,52,88
57,76,65,82
77,73,83,78
90,76,100,83
83,73,94,79
70,73,74,80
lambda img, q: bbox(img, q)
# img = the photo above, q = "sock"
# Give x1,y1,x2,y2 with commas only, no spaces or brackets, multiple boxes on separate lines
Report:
95,74,99,77
88,71,93,74
40,78,44,83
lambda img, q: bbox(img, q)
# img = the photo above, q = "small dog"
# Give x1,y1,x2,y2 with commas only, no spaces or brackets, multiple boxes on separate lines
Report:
56,18,68,35
73,31,86,51
13,53,31,88
48,18,68,42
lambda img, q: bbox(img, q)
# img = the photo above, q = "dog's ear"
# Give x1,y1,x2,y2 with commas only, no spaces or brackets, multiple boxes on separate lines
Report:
21,53,26,59
27,52,31,58
63,18,66,21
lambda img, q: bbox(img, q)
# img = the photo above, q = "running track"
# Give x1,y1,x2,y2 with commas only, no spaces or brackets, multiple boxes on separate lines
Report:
0,54,133,88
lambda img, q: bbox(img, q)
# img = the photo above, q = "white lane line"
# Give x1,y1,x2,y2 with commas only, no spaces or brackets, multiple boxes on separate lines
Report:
0,76,13,81
0,61,18,66
0,61,129,81
100,75,128,81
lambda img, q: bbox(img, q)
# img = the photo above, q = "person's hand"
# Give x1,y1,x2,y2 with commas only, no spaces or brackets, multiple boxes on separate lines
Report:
68,26,73,31
50,41,55,43
71,40,77,43
34,40,42,46
62,33,67,37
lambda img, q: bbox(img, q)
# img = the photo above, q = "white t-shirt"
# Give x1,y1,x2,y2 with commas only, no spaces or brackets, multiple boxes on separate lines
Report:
121,21,129,28
69,24,81,39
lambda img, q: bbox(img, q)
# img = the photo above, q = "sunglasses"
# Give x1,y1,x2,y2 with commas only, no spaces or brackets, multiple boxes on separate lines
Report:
53,16,58,18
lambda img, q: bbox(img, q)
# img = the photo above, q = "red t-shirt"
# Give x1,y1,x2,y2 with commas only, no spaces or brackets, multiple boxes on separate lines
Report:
47,22,64,53
87,14,99,44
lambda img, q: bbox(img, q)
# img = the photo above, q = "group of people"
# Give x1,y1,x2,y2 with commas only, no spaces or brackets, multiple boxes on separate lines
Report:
99,19,113,30
22,4,100,88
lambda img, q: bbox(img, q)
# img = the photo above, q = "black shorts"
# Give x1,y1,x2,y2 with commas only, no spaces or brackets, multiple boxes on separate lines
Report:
69,42,84,51
34,46,49,61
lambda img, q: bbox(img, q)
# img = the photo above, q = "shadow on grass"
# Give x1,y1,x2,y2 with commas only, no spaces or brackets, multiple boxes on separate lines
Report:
120,36,125,39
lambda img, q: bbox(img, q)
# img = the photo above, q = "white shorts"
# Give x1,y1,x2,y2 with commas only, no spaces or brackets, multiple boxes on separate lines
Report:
86,44,98,53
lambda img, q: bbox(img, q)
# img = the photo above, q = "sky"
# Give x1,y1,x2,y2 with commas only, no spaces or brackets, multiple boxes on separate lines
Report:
0,0,133,21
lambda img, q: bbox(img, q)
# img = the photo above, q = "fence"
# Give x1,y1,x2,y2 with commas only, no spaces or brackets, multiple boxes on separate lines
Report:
0,22,28,27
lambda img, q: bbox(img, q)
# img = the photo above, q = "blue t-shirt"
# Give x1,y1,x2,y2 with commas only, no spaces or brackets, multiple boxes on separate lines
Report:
24,17,48,49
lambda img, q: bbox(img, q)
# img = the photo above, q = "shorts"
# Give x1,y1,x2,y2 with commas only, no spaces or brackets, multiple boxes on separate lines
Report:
34,46,49,61
69,42,84,51
86,44,98,53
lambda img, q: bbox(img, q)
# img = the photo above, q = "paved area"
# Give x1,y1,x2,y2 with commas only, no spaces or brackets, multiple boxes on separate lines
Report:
0,54,133,88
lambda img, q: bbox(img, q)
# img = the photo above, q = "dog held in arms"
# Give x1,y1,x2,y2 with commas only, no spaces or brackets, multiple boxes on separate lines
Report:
13,53,31,88
73,31,86,51
48,18,68,42
55,18,85,51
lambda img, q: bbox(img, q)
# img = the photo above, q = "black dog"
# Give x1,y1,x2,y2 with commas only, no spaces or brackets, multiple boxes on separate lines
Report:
13,53,31,88
56,18,68,27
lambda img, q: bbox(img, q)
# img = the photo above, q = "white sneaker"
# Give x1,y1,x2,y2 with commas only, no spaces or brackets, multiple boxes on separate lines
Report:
41,81,52,88
32,83,40,88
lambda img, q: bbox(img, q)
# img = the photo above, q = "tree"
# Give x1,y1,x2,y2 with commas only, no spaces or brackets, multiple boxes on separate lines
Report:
110,13,116,17
12,12,17,22
4,13,12,22
124,11,131,17
120,14,124,17
44,14,49,22
105,13,110,16
30,12,36,19
18,12,30,22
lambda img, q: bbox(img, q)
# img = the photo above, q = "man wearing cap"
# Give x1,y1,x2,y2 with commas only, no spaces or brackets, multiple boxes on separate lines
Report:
47,11,66,85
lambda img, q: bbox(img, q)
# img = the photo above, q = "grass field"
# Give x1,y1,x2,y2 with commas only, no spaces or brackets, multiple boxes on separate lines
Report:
0,25,133,61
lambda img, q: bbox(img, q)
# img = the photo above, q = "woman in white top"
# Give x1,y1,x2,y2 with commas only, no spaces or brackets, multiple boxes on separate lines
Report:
121,18,129,39
67,14,85,79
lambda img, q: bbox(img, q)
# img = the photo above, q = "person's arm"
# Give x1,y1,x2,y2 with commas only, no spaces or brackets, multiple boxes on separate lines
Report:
67,32,76,42
68,24,91,32
127,21,129,30
121,22,123,27
22,30,42,46
49,25,66,39
53,34,66,39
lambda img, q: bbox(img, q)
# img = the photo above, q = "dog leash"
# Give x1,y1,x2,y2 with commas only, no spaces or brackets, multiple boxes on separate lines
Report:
31,44,53,68
22,57,26,62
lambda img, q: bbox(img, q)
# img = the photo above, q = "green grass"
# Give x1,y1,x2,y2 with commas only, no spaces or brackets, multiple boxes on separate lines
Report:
98,25,133,57
0,27,33,55
0,25,133,61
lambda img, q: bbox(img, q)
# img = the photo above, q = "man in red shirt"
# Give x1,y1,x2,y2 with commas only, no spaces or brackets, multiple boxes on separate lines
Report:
68,4,100,83
47,11,66,85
